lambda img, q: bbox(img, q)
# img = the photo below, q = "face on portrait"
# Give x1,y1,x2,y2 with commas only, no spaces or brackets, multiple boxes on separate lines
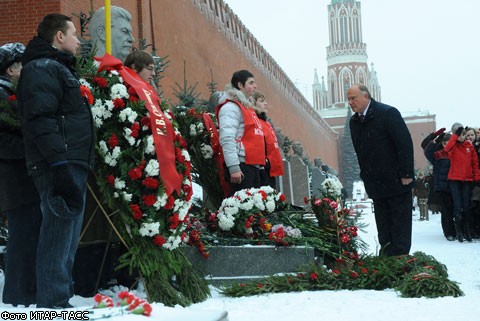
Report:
90,6,134,61
111,18,134,62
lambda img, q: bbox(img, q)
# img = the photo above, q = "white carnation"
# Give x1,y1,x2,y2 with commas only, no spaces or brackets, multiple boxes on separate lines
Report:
153,194,168,210
122,192,132,202
123,128,136,146
119,107,138,124
104,99,114,111
239,199,254,211
163,235,182,250
114,178,126,190
265,199,276,213
218,212,235,231
139,222,160,237
110,83,129,100
145,159,159,177
189,124,197,137
98,141,108,154
181,150,190,162
144,135,155,155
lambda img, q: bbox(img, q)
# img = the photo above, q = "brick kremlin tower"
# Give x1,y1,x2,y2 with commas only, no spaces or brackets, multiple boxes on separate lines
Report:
313,0,381,116
312,0,436,179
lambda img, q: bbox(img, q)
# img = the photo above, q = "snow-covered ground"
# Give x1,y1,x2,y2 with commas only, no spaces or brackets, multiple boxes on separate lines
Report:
0,204,479,320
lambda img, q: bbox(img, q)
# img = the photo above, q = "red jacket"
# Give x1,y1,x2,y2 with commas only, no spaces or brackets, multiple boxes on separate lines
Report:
216,99,265,166
444,134,480,181
259,119,284,176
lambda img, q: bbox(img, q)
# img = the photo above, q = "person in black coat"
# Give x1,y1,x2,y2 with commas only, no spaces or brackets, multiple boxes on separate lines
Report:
0,42,42,307
348,84,414,256
16,14,94,309
423,131,456,240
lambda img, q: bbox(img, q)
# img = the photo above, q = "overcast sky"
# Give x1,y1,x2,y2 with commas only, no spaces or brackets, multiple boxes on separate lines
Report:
224,0,479,130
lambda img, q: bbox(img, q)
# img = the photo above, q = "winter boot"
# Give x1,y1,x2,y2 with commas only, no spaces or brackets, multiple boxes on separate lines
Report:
463,213,473,242
454,214,465,242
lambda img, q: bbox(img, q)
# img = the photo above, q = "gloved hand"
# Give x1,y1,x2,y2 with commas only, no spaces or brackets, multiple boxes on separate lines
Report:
433,128,446,137
436,132,446,143
51,162,80,199
421,133,436,149
455,126,464,136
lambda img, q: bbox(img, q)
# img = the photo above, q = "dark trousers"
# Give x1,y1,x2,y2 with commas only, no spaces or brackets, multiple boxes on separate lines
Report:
225,163,261,196
32,165,88,308
449,180,471,218
373,191,412,256
439,190,455,238
2,202,42,306
259,166,276,189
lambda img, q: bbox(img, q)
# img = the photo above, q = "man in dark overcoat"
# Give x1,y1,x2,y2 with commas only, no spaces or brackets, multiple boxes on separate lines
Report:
348,84,414,256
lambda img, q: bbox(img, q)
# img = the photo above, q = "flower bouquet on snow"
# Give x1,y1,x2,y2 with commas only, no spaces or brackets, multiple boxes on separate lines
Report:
305,177,366,268
79,54,209,306
195,185,309,246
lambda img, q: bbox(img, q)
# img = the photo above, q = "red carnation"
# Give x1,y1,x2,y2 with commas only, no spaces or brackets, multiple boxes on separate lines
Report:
7,94,16,102
128,86,139,102
340,234,351,244
105,175,115,186
182,183,192,196
128,167,143,180
93,76,108,88
190,230,200,242
113,97,125,109
279,194,286,202
129,204,143,220
93,293,103,304
259,190,267,200
141,303,152,316
127,86,137,96
153,235,166,246
175,148,184,162
169,213,180,229
164,195,175,209
142,177,159,189
140,116,151,129
107,133,119,149
130,122,140,138
142,194,157,207
175,134,188,148
80,85,94,105
183,162,191,177
310,272,318,281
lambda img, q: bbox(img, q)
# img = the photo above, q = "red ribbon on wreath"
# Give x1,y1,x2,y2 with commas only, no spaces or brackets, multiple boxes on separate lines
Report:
96,54,182,196
202,113,230,197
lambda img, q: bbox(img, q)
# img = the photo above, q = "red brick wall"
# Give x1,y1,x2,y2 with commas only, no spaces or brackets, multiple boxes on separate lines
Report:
406,116,437,171
0,0,60,45
0,0,340,170
147,0,339,168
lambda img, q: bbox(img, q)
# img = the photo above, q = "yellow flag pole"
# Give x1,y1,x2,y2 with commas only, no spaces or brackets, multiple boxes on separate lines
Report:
105,0,111,55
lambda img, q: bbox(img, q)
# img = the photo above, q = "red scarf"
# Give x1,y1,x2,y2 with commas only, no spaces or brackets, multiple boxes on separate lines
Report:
97,54,182,196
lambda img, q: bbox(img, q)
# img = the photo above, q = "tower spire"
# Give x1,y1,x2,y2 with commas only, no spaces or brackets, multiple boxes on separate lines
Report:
326,0,369,107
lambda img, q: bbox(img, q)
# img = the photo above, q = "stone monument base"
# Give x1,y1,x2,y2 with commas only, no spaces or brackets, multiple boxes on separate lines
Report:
183,245,316,286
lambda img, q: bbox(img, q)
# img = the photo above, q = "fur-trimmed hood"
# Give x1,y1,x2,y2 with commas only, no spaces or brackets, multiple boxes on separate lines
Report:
218,84,258,110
